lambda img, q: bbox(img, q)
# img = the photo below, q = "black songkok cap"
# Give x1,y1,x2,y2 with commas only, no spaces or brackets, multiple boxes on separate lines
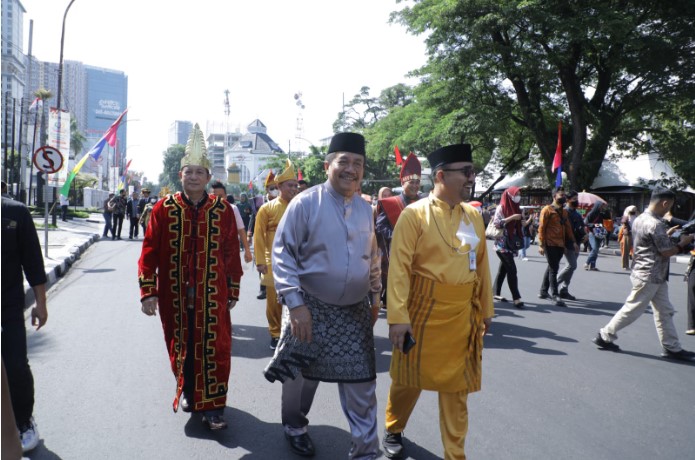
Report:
651,188,676,201
328,132,365,156
427,144,473,170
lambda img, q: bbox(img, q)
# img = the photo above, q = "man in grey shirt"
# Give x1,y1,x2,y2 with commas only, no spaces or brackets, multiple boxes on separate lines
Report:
593,188,695,361
264,132,382,459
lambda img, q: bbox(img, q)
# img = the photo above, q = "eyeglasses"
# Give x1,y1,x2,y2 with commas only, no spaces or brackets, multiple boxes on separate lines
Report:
442,166,476,177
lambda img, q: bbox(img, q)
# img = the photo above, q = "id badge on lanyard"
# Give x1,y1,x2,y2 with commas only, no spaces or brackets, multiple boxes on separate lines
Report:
469,250,477,271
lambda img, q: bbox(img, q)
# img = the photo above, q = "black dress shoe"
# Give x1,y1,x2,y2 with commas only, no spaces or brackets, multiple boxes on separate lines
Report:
202,412,227,430
592,332,620,351
256,292,267,300
382,430,405,459
538,292,550,299
285,433,315,457
559,290,576,301
661,348,695,361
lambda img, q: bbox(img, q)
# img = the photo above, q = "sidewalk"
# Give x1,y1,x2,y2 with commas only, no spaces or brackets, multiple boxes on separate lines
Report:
24,213,105,306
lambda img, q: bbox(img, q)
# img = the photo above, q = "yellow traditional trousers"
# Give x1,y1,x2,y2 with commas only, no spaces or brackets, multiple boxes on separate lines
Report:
385,382,469,460
386,274,482,460
266,287,282,338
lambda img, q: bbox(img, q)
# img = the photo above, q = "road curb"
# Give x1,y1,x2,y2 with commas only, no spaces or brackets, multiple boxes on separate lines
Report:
24,232,101,309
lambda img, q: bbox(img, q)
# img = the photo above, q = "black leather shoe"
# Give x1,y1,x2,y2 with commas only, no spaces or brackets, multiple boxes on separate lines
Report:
285,433,315,457
553,296,567,307
661,348,695,361
180,394,191,413
256,292,267,300
538,292,549,299
559,290,576,301
592,332,620,351
382,430,405,458
202,413,227,430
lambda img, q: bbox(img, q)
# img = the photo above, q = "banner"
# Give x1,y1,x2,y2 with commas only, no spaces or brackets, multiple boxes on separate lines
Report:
47,108,71,188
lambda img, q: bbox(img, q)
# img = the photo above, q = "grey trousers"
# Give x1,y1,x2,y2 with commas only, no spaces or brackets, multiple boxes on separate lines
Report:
557,247,579,291
281,374,379,459
600,277,682,352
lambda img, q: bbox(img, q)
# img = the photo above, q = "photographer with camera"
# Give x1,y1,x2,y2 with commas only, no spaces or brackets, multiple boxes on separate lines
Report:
664,210,695,336
593,189,695,361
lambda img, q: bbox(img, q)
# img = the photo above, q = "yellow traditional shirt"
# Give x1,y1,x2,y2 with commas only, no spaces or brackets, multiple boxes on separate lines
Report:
387,194,494,324
253,197,289,287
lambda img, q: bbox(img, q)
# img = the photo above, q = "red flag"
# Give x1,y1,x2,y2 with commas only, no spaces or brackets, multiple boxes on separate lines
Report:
104,109,128,147
394,145,403,165
298,168,303,181
552,121,563,187
551,121,562,173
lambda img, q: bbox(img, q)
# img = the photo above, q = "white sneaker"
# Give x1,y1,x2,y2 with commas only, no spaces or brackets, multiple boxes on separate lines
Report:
522,257,529,261
20,417,39,452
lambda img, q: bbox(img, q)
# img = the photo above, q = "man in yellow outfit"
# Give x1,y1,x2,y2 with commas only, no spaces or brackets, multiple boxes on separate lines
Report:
253,160,299,350
382,143,494,460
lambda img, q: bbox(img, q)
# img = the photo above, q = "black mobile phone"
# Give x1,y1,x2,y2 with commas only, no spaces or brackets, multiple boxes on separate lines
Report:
402,332,416,354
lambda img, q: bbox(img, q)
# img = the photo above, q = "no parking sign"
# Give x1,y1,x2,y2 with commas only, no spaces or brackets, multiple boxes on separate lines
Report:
33,145,64,174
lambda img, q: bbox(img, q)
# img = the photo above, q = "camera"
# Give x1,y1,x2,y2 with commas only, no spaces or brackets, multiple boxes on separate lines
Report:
671,219,695,251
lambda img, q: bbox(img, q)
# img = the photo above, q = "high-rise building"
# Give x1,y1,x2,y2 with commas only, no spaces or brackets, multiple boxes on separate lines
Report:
1,0,27,156
169,120,192,146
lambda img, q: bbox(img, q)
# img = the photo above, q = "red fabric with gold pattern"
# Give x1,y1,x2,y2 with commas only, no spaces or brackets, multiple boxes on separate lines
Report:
138,193,242,412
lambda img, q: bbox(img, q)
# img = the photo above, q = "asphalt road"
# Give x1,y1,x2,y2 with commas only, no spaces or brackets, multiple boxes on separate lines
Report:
24,238,695,459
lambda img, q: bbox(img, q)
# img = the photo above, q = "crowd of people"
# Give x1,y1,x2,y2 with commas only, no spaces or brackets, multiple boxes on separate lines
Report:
3,122,694,459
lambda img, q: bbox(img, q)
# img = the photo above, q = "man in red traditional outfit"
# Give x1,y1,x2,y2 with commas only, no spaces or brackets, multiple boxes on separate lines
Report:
375,153,423,307
138,124,243,430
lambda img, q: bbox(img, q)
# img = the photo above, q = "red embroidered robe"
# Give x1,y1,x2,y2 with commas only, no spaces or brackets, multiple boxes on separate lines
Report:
138,193,242,412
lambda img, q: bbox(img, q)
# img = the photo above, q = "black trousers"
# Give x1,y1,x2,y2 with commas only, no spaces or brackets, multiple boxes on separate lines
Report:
129,218,139,238
1,312,35,427
541,246,565,296
494,251,521,300
112,214,124,238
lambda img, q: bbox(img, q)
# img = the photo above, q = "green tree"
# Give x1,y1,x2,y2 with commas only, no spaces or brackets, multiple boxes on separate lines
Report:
393,0,695,190
158,144,185,191
69,115,86,160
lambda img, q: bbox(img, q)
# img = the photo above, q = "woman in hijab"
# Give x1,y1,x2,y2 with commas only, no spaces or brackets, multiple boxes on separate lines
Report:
619,205,638,270
378,187,393,200
492,186,525,308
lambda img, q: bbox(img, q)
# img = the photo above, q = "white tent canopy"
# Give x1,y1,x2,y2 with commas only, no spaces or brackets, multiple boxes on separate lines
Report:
479,151,693,193
591,152,694,193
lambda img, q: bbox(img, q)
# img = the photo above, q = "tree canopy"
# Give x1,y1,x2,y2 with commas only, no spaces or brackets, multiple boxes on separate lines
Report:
158,144,185,192
382,0,695,190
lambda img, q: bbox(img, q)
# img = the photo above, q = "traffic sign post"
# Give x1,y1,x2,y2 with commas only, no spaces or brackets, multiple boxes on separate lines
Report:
33,145,64,174
33,146,64,257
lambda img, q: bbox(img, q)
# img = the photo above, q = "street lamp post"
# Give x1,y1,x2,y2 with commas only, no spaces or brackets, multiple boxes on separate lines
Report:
51,0,77,226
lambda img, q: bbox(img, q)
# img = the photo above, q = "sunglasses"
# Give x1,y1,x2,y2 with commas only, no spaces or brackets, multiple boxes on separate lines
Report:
442,166,476,177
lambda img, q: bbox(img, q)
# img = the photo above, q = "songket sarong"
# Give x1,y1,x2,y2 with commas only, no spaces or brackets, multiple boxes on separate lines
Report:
390,273,484,393
263,293,376,383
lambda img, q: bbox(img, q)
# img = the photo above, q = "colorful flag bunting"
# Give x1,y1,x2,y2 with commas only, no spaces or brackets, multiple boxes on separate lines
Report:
60,109,128,196
28,97,43,113
551,121,562,187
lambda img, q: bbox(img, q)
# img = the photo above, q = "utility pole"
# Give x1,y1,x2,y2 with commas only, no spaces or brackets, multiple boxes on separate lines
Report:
52,0,77,226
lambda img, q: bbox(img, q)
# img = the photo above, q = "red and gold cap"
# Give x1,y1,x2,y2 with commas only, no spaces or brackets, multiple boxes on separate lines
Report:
400,153,421,183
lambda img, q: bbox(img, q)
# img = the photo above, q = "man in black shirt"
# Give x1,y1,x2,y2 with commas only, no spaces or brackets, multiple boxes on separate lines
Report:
1,197,48,452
